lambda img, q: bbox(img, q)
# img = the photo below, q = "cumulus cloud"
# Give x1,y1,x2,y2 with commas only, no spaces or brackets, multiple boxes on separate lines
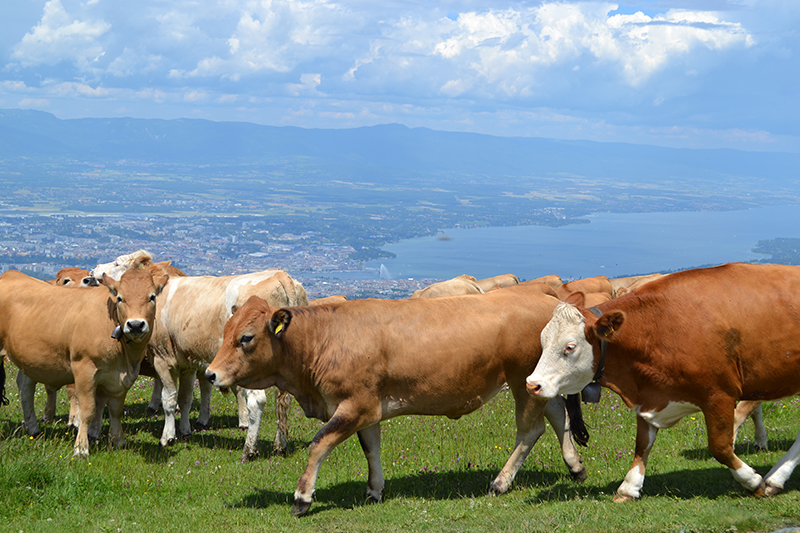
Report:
10,0,111,71
0,0,794,151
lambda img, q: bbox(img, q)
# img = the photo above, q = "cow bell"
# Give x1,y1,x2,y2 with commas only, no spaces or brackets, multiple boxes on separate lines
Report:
111,325,123,341
581,382,602,403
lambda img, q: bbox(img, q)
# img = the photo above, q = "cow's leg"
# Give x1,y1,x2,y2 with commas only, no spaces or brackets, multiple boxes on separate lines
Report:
762,427,800,496
44,384,58,422
87,392,108,441
233,385,249,430
704,401,764,495
242,389,267,462
195,371,213,430
614,416,658,502
106,394,127,449
146,377,163,415
16,372,41,437
176,368,196,439
488,385,548,495
357,423,384,503
292,407,376,517
274,389,290,454
66,384,80,429
544,395,586,482
71,371,98,458
733,400,767,450
156,359,180,447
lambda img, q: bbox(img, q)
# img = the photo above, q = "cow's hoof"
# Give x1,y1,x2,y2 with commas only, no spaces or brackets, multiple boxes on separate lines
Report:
238,425,248,431
764,484,783,497
486,481,506,497
26,428,42,438
179,432,192,442
146,407,158,416
751,482,767,498
241,451,258,463
195,421,209,431
613,493,636,503
291,498,312,517
160,438,176,448
365,494,381,505
570,465,588,483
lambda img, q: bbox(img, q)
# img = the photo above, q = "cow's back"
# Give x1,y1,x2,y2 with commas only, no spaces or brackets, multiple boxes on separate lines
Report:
284,284,558,418
0,272,112,383
156,269,286,360
611,263,800,401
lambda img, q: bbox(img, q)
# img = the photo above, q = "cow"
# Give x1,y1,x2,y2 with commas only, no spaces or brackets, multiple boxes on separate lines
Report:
146,268,307,451
525,274,563,291
409,274,484,298
475,273,519,292
554,275,612,300
0,268,167,457
308,295,348,306
53,267,99,288
612,273,664,298
205,283,588,517
526,262,800,501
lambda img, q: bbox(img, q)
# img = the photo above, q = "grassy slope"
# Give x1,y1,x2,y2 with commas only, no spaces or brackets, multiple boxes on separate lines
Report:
1,363,800,533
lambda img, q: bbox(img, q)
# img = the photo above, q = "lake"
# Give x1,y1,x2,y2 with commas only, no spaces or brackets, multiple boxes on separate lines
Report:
353,205,800,281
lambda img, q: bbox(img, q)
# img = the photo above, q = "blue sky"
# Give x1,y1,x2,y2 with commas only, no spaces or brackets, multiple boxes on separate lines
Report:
2,0,798,152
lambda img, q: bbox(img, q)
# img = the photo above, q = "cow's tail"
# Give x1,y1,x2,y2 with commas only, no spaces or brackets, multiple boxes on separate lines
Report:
566,394,589,447
0,354,9,406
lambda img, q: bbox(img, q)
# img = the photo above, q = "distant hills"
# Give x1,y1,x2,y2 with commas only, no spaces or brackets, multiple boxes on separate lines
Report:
2,108,799,188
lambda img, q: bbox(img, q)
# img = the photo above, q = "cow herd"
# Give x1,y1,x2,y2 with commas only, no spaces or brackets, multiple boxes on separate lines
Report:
1,253,799,516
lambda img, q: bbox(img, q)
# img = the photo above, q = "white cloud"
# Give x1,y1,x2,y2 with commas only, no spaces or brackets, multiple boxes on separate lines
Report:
10,0,111,70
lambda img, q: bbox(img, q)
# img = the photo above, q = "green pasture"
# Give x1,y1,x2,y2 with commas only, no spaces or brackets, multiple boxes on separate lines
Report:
1,363,799,533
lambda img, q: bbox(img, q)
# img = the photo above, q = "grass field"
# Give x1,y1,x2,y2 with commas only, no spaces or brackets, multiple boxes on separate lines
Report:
2,363,800,533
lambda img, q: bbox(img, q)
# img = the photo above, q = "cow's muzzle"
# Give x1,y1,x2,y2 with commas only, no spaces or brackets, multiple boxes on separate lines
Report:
124,319,150,339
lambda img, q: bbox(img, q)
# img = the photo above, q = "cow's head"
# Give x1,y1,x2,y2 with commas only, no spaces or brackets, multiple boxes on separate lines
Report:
102,268,168,343
91,250,154,285
526,291,625,398
55,267,99,288
206,295,290,389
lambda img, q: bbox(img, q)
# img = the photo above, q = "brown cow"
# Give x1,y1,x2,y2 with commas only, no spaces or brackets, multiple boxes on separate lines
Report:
308,295,348,305
0,269,167,457
527,263,800,500
205,283,587,516
53,267,98,288
554,275,612,300
613,273,664,298
409,274,484,298
525,274,563,290
475,273,519,292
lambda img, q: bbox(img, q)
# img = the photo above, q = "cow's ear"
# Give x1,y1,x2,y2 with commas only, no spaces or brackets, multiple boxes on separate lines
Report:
230,304,239,315
103,273,119,297
593,310,625,339
564,290,586,307
155,274,169,295
269,309,292,338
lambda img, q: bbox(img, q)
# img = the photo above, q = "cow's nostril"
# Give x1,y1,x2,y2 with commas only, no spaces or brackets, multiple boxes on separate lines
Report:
205,371,216,384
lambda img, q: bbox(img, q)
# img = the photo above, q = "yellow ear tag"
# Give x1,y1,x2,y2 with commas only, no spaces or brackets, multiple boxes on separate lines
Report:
274,322,284,335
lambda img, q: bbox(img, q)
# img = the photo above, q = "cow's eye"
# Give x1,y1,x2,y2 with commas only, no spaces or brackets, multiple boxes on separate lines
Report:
564,343,576,356
149,294,156,303
240,334,254,345
117,296,124,304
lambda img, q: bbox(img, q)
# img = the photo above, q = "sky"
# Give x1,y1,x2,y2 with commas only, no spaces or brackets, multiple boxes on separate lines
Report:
1,0,799,152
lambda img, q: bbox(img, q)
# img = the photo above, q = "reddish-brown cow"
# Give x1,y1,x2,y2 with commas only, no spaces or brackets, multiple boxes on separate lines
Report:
206,284,587,516
527,263,800,500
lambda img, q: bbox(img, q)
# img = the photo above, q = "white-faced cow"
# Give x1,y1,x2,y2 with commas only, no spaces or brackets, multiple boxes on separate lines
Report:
0,268,167,457
205,283,588,517
527,263,800,501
